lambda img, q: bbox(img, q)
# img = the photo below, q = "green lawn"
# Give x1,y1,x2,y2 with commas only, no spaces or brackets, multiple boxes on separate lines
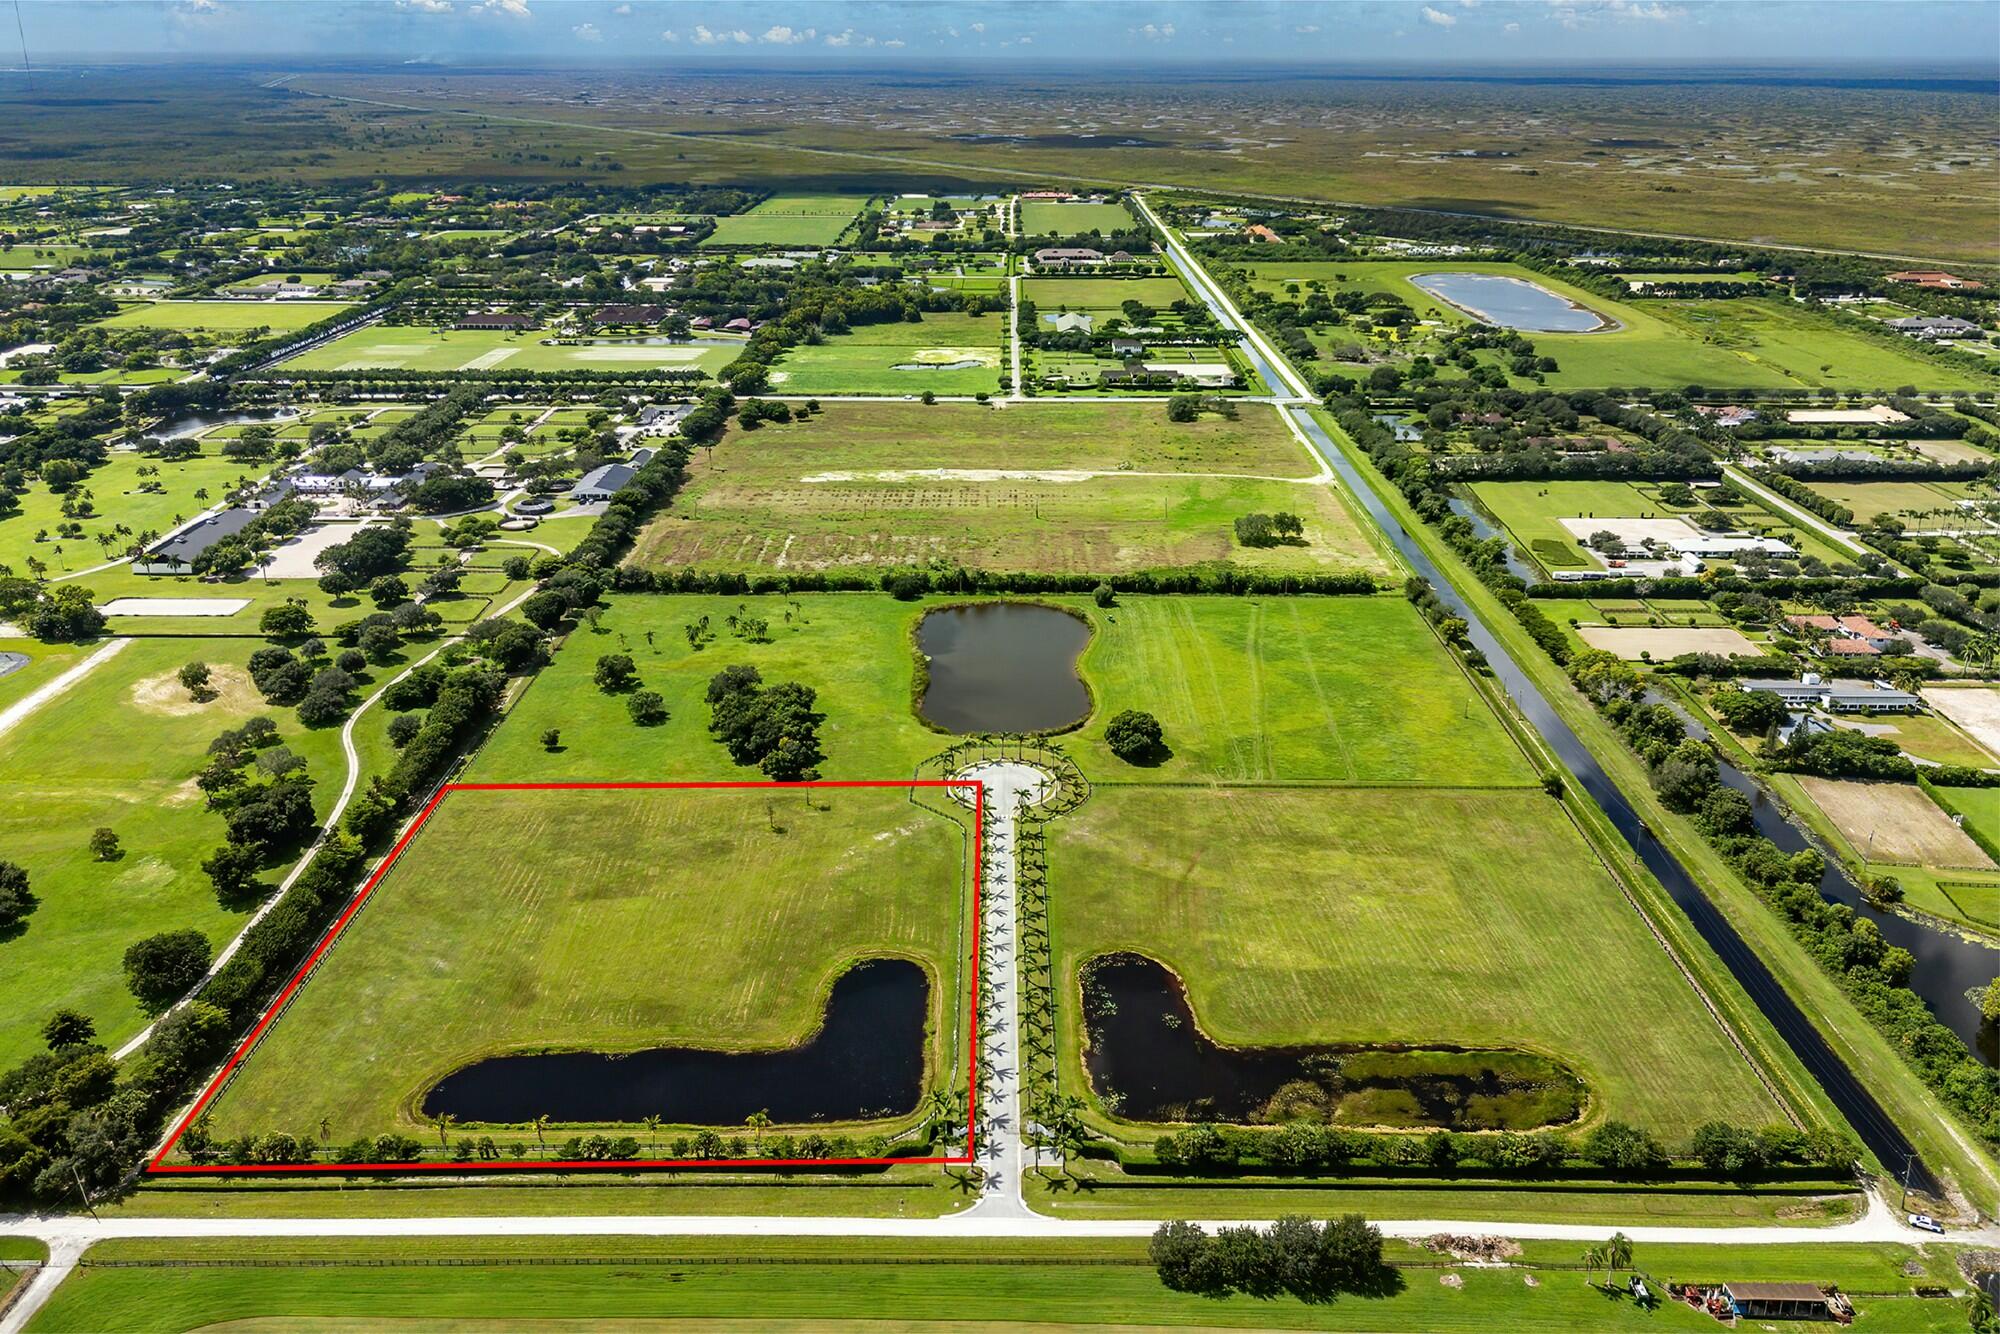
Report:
767,311,1007,395
632,399,1386,576
29,1234,1964,1333
1804,479,1981,525
197,785,969,1147
1242,261,1992,391
280,325,736,375
0,637,351,1068
1021,275,1191,317
701,194,866,246
1021,200,1135,235
0,448,259,577
93,300,353,332
1070,594,1528,785
467,593,1490,789
1053,785,1785,1139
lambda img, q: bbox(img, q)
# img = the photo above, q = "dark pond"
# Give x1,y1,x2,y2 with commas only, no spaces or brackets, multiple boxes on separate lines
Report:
1080,954,1583,1130
153,408,299,441
421,958,928,1125
916,602,1091,734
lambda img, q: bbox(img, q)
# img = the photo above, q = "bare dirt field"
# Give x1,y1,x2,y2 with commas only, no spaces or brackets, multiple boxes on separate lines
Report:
1794,775,1994,869
1576,625,1760,659
1924,686,2000,759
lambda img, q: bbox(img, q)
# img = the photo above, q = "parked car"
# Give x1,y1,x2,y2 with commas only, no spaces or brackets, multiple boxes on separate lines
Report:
1909,1212,1945,1234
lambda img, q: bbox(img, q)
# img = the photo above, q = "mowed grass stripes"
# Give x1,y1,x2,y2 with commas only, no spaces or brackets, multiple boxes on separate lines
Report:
204,787,969,1143
1053,787,1781,1136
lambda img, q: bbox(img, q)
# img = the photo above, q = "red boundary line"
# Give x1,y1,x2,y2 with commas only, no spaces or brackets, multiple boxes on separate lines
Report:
146,779,983,1175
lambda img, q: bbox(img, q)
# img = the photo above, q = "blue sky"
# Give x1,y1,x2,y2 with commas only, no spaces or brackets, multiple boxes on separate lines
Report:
10,0,1999,67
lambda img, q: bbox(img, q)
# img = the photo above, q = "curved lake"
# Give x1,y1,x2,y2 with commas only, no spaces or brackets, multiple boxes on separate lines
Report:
1411,272,1610,333
916,603,1091,734
421,958,928,1125
1080,954,1583,1130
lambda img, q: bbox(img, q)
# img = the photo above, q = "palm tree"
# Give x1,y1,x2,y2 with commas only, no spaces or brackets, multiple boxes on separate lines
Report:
1603,1233,1634,1286
744,1109,772,1153
532,1114,550,1148
1581,1243,1603,1288
642,1115,662,1152
435,1113,456,1149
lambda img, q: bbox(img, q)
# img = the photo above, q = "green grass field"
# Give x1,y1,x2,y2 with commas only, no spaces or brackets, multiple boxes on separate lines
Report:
198,785,969,1145
1069,594,1527,785
22,1236,1969,1333
631,400,1387,575
280,325,738,375
1242,261,1991,391
1468,479,1846,572
1021,200,1135,235
767,311,1006,395
1053,785,1783,1138
702,193,866,247
1804,479,1981,525
93,300,353,332
0,637,350,1069
1021,275,1191,317
466,593,1493,789
0,448,260,577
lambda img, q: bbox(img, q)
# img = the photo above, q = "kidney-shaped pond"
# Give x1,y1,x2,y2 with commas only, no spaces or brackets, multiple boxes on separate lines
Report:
916,602,1091,734
1410,271,1611,334
1082,954,1585,1131
421,958,928,1125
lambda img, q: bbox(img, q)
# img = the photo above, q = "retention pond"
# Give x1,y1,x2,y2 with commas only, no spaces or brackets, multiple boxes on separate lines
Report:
916,602,1091,734
1081,954,1585,1130
421,958,928,1126
1411,272,1611,333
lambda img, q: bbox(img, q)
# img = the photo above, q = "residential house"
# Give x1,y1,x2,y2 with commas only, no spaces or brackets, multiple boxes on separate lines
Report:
1886,270,1986,291
1786,614,1901,656
1886,315,1984,339
593,303,668,326
1034,247,1104,269
1108,337,1145,357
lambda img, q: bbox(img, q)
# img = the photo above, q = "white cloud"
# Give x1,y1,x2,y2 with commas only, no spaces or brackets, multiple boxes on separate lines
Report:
395,0,453,12
1137,22,1175,40
1504,20,1520,31
1018,34,1032,44
1421,5,1457,26
692,24,751,43
660,28,678,40
572,21,602,41
471,0,530,16
1609,0,1683,19
1294,23,1320,33
761,25,815,43
611,2,631,12
883,37,905,47
970,21,985,32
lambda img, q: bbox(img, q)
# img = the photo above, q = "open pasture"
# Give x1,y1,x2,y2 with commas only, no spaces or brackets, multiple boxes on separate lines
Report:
197,785,969,1144
0,448,258,576
1021,275,1191,318
632,400,1385,575
1801,479,1981,525
280,325,736,375
94,300,353,332
1020,200,1134,235
702,194,865,247
0,637,347,1069
1053,786,1782,1137
766,312,1005,395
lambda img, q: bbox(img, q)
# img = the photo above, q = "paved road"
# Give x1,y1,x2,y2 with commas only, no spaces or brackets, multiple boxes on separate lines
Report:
1721,463,1879,563
960,762,1050,1219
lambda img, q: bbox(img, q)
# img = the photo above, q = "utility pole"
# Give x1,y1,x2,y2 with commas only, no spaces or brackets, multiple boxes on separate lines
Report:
70,1162,99,1221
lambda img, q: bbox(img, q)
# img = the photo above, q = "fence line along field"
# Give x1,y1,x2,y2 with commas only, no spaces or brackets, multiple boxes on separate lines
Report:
1792,776,1995,870
195,786,971,1147
1053,786,1786,1138
632,400,1388,576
